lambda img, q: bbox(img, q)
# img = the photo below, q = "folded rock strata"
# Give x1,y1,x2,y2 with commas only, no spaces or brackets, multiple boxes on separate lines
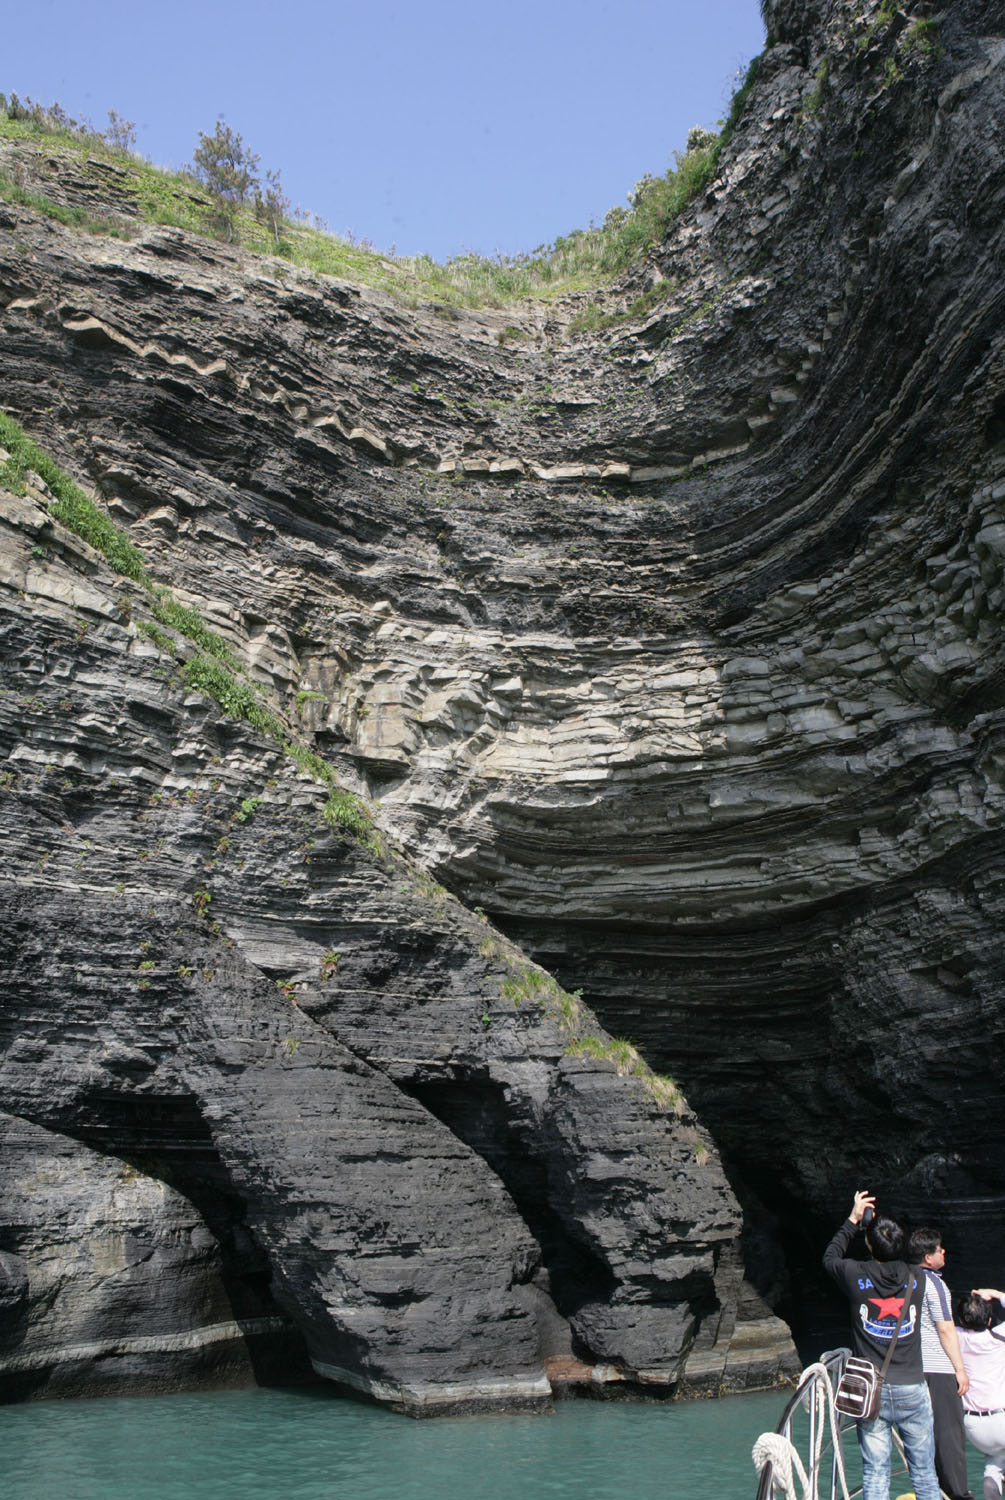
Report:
0,489,786,1408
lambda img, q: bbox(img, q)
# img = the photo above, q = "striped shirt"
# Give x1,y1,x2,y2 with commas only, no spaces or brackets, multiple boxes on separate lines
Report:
920,1267,956,1375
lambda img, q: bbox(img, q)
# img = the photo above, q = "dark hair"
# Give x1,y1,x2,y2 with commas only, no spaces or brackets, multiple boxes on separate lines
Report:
908,1227,942,1263
958,1294,992,1332
866,1214,907,1262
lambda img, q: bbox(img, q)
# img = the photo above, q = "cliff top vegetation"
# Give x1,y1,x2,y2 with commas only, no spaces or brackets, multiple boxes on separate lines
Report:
0,66,761,311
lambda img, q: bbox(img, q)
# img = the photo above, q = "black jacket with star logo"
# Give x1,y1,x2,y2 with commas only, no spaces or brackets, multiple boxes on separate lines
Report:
823,1217,928,1382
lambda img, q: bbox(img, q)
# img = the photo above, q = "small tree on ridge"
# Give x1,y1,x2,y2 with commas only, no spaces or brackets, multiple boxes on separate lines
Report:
191,118,260,241
254,167,291,250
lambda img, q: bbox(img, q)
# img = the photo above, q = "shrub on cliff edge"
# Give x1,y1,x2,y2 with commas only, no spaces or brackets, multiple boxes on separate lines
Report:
190,118,260,242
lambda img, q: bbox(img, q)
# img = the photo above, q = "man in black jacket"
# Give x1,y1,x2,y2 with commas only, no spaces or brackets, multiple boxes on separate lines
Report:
824,1190,967,1500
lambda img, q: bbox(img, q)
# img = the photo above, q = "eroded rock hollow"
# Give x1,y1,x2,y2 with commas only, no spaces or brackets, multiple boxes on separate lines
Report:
1,0,1003,1411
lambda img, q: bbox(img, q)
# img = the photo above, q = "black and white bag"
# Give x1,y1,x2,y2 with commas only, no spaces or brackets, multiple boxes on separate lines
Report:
834,1273,914,1423
834,1356,884,1420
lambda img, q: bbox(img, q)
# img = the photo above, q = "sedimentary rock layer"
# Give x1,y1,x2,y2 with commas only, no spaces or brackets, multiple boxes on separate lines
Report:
0,485,787,1406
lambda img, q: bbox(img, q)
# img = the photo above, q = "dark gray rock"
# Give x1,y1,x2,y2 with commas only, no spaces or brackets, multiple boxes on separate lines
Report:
0,499,782,1406
0,1111,292,1399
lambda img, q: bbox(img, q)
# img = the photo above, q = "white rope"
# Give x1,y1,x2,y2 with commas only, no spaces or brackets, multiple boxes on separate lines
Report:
797,1360,852,1500
752,1431,811,1500
752,1359,853,1500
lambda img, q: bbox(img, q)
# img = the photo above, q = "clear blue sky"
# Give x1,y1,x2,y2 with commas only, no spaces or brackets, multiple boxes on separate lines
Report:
9,0,765,261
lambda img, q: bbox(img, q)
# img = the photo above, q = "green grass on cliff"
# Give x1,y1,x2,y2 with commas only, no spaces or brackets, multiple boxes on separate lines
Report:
0,60,765,310
0,411,147,579
1,408,376,847
0,169,128,238
490,949,684,1115
564,1032,684,1113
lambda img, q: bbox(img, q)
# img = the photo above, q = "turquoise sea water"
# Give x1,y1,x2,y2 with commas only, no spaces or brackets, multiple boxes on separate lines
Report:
1,1384,990,1500
1,1386,787,1500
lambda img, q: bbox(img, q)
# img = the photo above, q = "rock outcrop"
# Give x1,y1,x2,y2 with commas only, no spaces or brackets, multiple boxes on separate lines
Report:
0,484,789,1408
1,0,1003,1405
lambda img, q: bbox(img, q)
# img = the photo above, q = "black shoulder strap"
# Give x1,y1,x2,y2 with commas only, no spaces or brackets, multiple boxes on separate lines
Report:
879,1273,915,1379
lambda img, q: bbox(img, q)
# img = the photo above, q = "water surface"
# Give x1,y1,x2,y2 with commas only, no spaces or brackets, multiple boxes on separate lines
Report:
1,1386,787,1500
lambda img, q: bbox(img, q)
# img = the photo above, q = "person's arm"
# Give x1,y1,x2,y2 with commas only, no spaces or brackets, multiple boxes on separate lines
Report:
823,1191,875,1280
972,1289,1005,1327
935,1320,970,1396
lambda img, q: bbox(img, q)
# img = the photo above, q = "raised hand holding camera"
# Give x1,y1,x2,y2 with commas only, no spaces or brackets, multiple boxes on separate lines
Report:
850,1190,876,1226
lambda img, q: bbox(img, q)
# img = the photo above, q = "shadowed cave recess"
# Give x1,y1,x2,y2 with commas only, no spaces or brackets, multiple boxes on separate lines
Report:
1,0,1004,1413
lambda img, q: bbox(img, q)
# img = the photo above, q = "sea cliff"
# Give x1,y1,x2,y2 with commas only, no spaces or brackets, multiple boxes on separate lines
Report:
1,0,1003,1410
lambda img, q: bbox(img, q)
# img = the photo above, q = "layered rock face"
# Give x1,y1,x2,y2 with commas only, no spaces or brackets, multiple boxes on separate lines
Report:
0,495,788,1406
1,0,1003,1403
1,479,788,1405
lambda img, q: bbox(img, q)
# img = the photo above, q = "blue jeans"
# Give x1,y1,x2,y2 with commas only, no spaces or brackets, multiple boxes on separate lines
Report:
857,1380,942,1500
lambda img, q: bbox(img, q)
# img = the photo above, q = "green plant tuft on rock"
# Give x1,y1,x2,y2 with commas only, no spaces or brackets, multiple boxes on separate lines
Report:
295,688,326,715
717,53,762,150
151,594,236,667
500,964,553,1007
0,411,147,579
136,619,175,652
183,656,281,737
805,59,829,116
903,16,942,56
564,1032,684,1113
0,171,127,237
321,789,371,839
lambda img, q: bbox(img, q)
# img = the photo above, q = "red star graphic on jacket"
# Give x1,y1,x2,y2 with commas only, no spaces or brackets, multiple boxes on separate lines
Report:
869,1295,905,1320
